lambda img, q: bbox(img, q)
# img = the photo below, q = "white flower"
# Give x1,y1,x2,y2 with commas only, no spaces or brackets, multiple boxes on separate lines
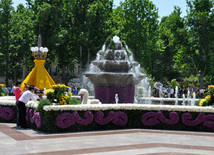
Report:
1,96,214,113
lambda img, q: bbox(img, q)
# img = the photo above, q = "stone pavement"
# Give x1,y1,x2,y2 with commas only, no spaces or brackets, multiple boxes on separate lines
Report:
0,123,214,155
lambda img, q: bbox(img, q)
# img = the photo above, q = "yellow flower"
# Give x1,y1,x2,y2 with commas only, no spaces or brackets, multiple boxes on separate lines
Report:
205,95,212,101
45,89,54,94
0,84,5,87
199,99,206,106
208,85,214,89
59,101,63,105
68,92,72,96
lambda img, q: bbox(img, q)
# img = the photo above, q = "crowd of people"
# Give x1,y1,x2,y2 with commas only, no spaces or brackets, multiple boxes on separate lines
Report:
152,86,208,98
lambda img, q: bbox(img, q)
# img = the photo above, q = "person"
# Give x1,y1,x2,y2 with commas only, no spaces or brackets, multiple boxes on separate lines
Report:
16,85,38,128
68,86,72,93
72,86,77,95
23,83,29,92
170,87,174,98
14,82,23,102
11,84,15,95
14,82,23,127
7,86,12,95
152,88,157,97
35,89,42,100
199,88,204,98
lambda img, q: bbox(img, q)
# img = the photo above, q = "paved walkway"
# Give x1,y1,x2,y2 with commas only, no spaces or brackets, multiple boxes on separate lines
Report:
0,123,214,155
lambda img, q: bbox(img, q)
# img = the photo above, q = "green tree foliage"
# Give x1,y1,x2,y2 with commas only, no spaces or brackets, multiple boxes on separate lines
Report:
168,79,180,88
117,0,159,75
158,7,184,81
0,0,13,86
9,4,35,81
174,0,214,88
183,75,199,88
71,0,113,67
1,0,214,87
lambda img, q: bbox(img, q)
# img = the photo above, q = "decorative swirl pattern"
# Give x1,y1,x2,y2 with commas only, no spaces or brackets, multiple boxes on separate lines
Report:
182,112,214,129
142,111,179,126
95,111,128,126
56,111,94,129
26,108,42,128
0,106,14,120
26,108,30,121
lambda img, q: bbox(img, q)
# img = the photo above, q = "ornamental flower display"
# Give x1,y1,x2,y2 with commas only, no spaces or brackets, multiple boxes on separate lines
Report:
199,85,214,106
0,84,7,96
44,84,73,105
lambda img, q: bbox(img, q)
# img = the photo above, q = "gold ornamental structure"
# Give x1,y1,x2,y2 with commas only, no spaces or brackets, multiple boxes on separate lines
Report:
20,35,56,90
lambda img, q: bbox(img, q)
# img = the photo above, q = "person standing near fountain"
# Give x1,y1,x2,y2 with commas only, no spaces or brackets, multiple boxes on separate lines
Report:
16,85,38,128
14,81,23,127
170,87,174,98
14,82,22,102
167,87,171,98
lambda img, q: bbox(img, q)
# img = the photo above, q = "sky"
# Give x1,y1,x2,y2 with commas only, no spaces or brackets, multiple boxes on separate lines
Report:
13,0,187,18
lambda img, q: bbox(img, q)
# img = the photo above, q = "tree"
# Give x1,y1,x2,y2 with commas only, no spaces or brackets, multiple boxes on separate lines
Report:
158,7,184,82
118,0,159,75
0,0,13,86
174,0,214,88
8,4,35,82
72,0,113,68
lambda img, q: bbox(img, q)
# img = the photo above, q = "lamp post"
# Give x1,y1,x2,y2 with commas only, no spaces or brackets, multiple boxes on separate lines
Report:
31,34,49,60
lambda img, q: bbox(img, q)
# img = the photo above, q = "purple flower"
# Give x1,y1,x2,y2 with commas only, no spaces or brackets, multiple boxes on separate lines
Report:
142,111,179,126
95,111,128,126
182,112,214,129
26,108,42,128
56,111,94,129
33,112,43,128
26,108,30,121
0,106,14,120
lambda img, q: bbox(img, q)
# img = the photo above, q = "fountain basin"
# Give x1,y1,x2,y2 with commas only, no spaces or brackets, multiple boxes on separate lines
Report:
85,72,146,104
94,86,135,103
85,72,146,87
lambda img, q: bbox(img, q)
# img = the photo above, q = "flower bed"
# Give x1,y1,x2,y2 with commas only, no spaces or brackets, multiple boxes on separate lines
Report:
1,96,214,133
198,85,214,106
0,96,17,123
26,103,214,133
0,84,7,96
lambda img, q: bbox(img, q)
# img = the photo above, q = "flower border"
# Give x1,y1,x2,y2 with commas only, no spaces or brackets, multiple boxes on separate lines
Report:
43,104,214,113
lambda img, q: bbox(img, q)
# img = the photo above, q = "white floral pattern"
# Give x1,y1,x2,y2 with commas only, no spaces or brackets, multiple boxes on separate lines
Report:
0,97,213,113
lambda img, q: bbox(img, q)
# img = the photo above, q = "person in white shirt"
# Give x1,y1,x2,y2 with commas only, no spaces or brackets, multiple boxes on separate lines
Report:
170,87,174,98
16,85,38,128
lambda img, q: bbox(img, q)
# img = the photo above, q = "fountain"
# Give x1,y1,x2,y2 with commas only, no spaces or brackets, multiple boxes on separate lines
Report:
182,94,185,105
187,88,191,105
115,94,119,104
84,36,146,103
159,86,164,105
175,86,178,106
191,92,196,106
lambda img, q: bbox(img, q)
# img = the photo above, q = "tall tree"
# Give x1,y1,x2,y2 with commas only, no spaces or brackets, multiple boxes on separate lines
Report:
72,0,113,68
174,0,214,88
118,0,159,75
8,4,35,82
158,7,184,82
0,0,13,86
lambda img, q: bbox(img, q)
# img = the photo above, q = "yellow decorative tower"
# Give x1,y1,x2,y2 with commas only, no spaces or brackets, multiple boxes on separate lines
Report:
21,35,55,90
